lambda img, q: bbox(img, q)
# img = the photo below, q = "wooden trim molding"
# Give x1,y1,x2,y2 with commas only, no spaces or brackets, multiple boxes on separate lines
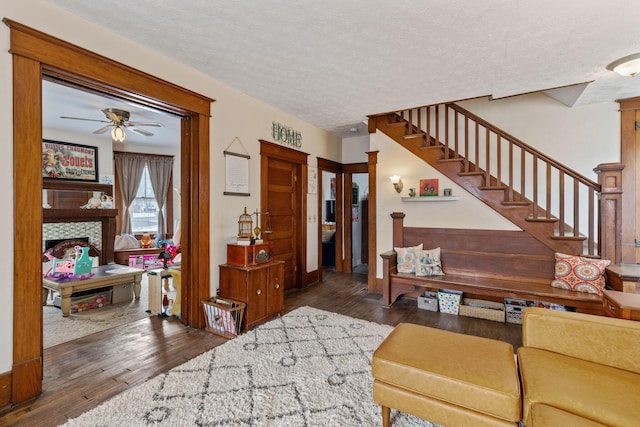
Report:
367,151,378,292
0,368,11,413
617,96,639,263
6,19,212,405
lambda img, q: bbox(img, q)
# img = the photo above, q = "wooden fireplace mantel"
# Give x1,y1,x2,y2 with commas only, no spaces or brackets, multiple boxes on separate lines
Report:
43,208,117,264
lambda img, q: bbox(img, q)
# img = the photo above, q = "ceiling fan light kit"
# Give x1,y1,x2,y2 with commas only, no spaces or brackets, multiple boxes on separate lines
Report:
60,107,164,143
111,125,126,143
607,53,640,77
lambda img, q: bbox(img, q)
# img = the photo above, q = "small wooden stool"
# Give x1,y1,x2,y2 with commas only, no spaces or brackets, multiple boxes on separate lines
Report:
372,323,521,427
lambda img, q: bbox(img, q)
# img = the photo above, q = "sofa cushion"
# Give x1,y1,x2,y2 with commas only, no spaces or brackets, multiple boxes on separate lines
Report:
550,252,610,295
528,403,607,427
394,243,423,273
415,247,444,276
518,346,640,427
522,307,640,373
373,323,521,422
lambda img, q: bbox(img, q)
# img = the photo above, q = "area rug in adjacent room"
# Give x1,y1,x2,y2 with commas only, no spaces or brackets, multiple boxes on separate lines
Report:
44,276,152,348
62,306,436,426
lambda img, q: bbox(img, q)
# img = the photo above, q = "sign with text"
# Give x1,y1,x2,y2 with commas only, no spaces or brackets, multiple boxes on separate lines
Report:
272,122,302,148
42,140,98,182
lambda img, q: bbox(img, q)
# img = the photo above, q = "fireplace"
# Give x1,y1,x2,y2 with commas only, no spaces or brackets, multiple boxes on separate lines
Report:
45,237,89,252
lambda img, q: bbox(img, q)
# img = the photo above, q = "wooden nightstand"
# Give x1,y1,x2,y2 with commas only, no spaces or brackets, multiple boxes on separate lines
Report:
603,289,640,321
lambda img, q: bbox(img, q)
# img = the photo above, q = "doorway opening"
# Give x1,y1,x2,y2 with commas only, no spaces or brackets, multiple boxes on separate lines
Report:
8,19,212,405
350,173,369,275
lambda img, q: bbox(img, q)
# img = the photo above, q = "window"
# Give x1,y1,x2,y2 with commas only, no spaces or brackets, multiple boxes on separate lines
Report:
114,151,174,238
130,165,160,234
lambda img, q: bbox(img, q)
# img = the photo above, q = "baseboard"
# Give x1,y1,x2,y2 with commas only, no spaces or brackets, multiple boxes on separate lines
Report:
0,370,11,413
303,269,319,287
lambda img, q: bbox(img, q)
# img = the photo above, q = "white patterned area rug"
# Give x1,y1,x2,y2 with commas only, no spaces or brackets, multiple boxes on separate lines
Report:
62,306,436,426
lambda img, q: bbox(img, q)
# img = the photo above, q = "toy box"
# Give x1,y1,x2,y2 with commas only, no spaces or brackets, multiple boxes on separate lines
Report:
417,291,438,311
505,298,527,324
112,282,133,304
71,288,111,313
437,289,463,315
128,254,163,270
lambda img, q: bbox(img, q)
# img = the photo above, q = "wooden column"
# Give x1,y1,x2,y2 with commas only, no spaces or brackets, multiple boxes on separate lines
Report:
594,163,624,264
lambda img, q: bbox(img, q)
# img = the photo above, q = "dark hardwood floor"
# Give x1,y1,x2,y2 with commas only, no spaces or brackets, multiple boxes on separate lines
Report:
0,270,521,426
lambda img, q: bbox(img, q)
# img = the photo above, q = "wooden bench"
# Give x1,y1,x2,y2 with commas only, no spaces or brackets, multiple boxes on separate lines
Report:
380,212,604,315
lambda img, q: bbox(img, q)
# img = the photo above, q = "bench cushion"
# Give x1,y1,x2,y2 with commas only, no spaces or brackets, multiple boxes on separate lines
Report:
372,323,521,422
518,347,640,427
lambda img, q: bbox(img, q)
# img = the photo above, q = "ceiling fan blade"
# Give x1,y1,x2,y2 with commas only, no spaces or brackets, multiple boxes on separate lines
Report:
130,127,154,137
93,125,113,134
127,121,164,127
60,116,111,123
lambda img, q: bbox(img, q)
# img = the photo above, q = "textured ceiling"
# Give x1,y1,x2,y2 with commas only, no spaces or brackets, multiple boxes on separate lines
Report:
45,0,640,136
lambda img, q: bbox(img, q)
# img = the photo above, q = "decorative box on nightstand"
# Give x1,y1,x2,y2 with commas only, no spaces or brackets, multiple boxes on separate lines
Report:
226,243,273,267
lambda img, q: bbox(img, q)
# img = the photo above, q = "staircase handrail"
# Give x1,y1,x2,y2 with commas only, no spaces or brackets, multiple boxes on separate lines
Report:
446,103,600,192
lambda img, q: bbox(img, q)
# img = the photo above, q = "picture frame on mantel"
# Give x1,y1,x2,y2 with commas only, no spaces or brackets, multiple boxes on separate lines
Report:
42,139,98,182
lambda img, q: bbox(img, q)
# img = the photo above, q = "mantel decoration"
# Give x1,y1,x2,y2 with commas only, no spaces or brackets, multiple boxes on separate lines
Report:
42,139,98,182
223,137,250,196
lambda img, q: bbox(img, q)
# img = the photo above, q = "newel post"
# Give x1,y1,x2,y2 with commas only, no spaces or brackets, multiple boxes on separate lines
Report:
391,212,406,248
594,163,624,264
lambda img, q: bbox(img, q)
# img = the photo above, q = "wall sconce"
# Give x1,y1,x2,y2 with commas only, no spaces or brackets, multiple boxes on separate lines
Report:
606,53,640,77
389,175,403,193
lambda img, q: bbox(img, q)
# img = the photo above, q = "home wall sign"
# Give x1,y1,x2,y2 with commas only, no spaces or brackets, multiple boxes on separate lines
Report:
42,139,98,182
272,121,302,148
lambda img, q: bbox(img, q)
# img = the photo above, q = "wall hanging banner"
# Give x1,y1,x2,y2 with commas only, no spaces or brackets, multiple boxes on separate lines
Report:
224,137,250,196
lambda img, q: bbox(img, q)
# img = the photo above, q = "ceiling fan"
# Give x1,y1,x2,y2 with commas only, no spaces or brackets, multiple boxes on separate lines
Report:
60,108,164,142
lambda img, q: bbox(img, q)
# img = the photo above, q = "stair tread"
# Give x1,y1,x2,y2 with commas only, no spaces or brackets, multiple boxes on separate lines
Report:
479,186,508,191
403,133,425,139
458,171,484,176
502,201,531,206
551,235,587,241
526,217,558,223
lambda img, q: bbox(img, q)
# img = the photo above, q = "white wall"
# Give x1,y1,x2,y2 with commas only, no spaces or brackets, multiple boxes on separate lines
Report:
0,0,339,373
372,94,620,280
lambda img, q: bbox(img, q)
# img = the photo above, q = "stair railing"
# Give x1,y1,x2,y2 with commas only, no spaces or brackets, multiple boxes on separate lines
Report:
393,103,602,257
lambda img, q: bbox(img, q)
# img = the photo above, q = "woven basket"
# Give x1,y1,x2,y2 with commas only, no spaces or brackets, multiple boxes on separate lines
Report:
459,298,505,322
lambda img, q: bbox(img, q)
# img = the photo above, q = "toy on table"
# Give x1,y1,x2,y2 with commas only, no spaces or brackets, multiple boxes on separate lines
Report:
44,245,94,279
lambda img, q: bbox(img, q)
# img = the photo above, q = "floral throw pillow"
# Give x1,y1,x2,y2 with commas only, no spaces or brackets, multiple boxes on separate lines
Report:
415,247,444,276
551,252,610,295
394,244,423,274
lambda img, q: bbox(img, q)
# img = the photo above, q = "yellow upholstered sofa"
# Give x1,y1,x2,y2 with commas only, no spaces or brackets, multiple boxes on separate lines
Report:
518,307,640,427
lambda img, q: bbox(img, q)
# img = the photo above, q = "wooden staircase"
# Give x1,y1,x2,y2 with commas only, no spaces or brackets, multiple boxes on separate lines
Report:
369,103,605,258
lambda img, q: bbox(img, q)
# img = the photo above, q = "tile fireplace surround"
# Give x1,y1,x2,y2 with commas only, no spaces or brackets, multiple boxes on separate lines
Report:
42,221,102,253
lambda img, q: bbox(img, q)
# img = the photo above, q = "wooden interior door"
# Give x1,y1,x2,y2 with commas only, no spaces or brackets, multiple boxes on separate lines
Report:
265,157,299,289
260,140,307,290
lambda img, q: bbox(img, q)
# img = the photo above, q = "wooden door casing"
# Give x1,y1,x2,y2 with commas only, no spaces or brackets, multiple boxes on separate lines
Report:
6,19,212,405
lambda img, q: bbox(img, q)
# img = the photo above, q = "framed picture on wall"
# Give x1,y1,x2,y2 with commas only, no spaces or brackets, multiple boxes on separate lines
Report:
42,139,98,182
420,178,439,196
